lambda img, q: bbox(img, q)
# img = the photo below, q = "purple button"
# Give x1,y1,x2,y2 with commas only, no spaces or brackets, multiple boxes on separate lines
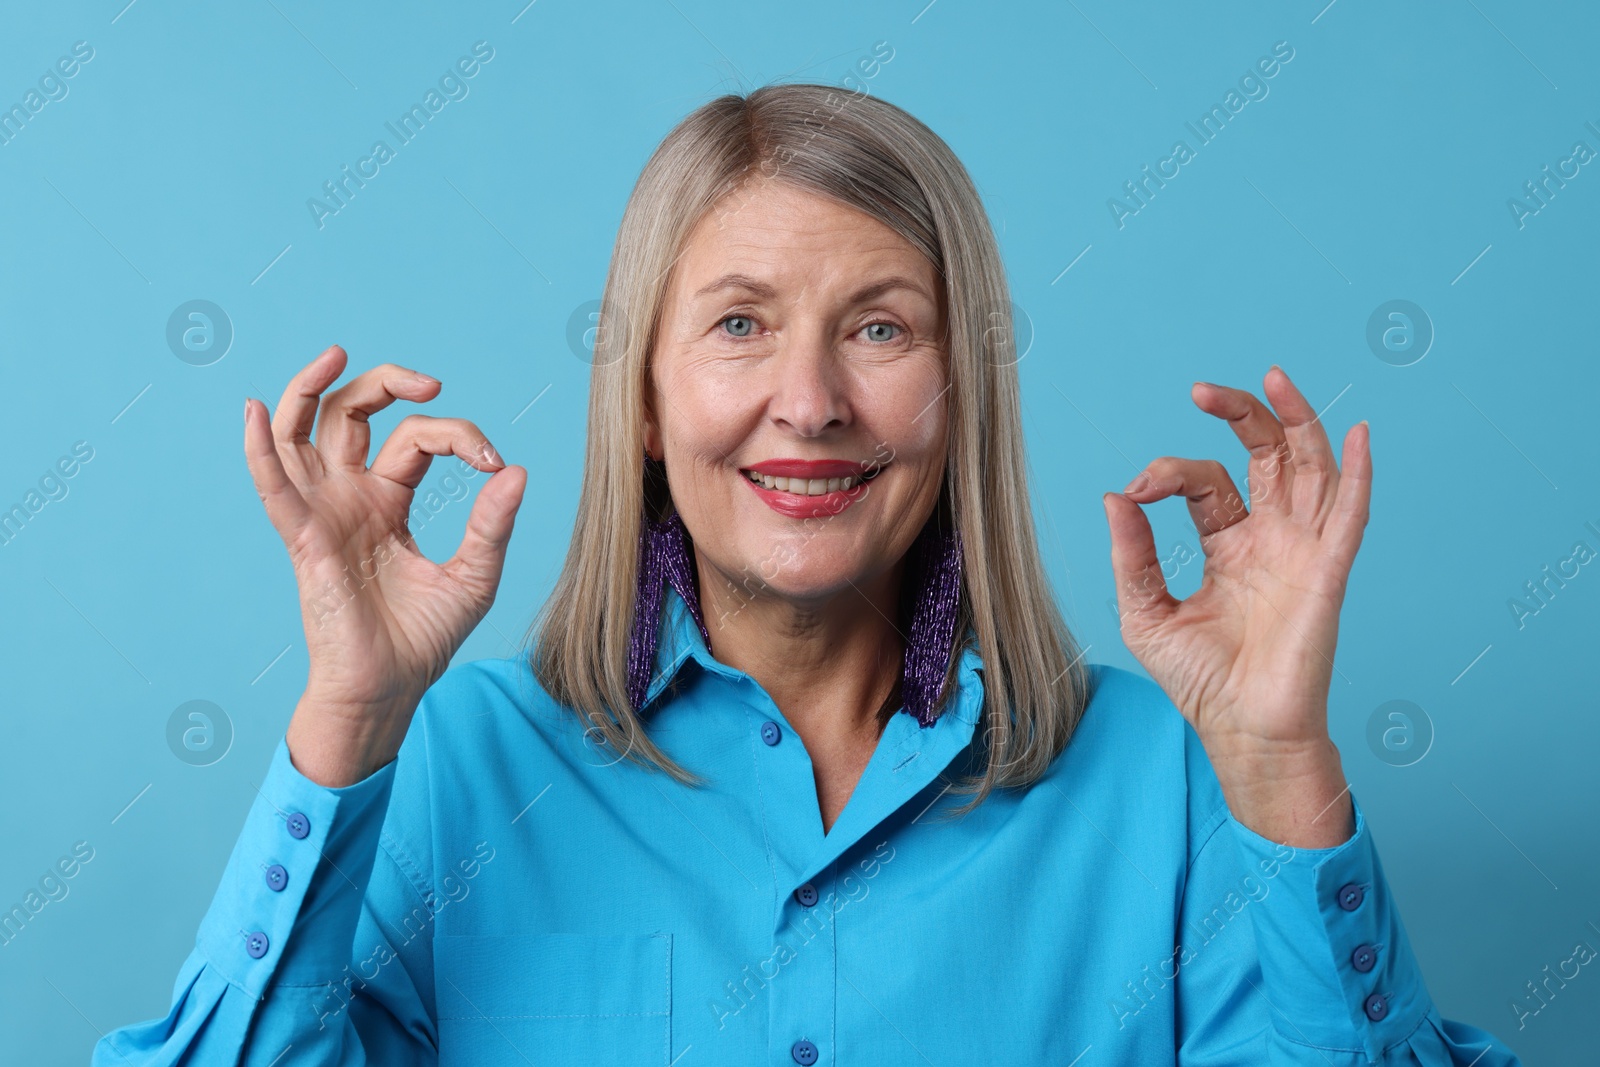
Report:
791,1039,818,1065
245,931,270,959
760,721,781,746
1351,943,1377,973
286,812,310,839
794,883,819,908
1336,882,1364,911
265,864,288,892
1363,992,1387,1021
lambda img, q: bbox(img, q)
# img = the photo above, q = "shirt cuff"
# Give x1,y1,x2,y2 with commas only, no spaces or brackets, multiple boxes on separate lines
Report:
1226,792,1432,1061
195,736,397,998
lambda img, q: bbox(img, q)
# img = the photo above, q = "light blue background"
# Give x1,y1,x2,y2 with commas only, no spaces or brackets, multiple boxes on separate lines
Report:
1,0,1596,1061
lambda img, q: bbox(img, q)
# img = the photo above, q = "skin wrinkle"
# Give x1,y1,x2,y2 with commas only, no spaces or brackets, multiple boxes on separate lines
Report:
643,182,949,833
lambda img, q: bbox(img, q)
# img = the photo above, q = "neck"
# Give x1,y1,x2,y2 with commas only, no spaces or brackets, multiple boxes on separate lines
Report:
697,550,906,743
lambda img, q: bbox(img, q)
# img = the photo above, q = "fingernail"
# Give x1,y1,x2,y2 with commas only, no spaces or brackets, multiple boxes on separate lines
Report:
414,372,438,385
1123,473,1149,494
243,397,251,424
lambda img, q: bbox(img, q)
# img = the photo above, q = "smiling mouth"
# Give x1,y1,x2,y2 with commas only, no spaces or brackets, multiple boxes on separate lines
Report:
739,461,887,496
738,458,889,518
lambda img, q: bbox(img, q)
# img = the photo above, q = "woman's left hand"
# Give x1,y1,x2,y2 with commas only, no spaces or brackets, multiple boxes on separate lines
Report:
1102,365,1371,848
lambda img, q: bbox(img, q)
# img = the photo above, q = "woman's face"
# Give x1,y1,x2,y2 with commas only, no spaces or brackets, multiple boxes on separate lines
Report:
646,180,948,616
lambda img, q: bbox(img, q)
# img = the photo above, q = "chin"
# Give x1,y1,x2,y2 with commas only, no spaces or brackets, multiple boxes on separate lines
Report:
717,542,877,603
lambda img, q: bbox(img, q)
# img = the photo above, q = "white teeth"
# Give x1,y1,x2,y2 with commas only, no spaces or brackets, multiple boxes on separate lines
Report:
744,470,868,495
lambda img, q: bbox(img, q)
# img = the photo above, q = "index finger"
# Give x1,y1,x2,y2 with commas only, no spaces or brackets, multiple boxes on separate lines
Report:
272,345,349,466
316,362,441,469
1190,375,1294,513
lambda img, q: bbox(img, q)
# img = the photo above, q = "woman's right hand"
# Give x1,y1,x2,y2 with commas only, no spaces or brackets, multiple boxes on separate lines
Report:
243,345,527,786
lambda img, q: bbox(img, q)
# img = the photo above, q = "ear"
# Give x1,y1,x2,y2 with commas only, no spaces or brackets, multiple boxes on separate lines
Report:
642,390,662,461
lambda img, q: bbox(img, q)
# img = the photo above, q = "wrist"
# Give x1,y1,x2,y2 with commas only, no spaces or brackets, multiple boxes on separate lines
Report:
1205,735,1354,849
286,692,414,787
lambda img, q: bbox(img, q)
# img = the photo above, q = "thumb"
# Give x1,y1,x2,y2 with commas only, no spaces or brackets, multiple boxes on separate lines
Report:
243,396,311,544
1103,491,1173,633
443,465,527,602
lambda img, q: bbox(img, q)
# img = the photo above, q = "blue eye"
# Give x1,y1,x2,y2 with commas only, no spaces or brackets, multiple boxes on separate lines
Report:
863,322,900,342
721,316,754,337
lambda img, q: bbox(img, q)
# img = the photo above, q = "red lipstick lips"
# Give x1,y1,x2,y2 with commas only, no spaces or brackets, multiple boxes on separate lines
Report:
739,457,888,519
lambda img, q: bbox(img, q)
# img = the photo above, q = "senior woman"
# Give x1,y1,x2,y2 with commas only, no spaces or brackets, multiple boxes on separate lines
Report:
98,84,1519,1065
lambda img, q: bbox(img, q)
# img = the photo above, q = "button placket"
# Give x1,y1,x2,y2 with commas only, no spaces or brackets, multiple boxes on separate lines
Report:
768,864,836,1067
1333,875,1386,1032
738,667,979,1067
250,806,312,960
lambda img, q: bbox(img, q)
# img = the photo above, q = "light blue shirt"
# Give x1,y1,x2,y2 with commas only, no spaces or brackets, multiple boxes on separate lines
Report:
96,585,1521,1065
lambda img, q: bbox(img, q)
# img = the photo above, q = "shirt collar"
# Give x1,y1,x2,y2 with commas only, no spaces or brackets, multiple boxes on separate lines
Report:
644,583,987,872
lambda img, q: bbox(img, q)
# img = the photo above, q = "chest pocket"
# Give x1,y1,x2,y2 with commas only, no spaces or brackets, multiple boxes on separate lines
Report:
436,931,672,1066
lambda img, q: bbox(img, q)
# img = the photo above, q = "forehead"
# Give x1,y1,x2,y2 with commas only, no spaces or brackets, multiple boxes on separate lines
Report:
671,180,937,298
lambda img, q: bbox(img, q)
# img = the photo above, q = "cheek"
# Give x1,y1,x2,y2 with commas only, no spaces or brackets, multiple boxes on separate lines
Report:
655,361,764,530
657,357,748,454
863,362,948,459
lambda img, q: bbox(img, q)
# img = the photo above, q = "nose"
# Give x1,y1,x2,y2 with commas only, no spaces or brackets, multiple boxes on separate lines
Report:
767,324,850,437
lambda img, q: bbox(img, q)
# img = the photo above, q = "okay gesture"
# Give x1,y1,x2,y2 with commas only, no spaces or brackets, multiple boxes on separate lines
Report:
1101,366,1371,848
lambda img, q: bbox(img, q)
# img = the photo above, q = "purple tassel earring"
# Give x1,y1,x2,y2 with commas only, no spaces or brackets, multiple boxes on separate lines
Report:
900,521,965,727
627,506,710,715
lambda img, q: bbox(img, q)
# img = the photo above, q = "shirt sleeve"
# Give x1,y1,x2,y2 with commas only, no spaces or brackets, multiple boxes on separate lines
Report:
91,736,439,1066
1174,792,1524,1065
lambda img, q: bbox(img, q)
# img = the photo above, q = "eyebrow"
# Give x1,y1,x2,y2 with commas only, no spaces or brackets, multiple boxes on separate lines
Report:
692,272,936,306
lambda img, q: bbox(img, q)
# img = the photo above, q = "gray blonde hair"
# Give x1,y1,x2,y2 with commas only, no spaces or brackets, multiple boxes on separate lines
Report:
528,82,1090,812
